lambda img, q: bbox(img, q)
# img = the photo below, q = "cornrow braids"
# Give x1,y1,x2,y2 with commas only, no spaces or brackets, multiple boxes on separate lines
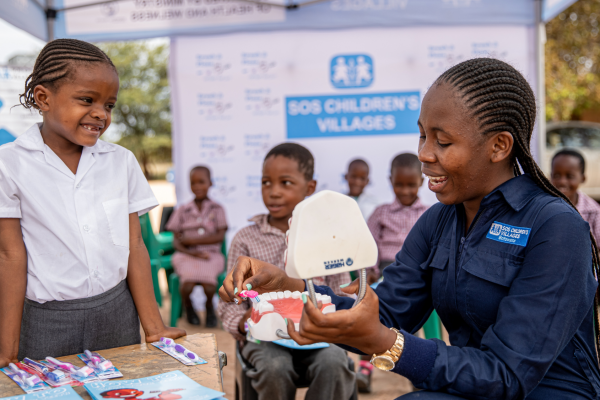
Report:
436,57,600,363
20,39,116,111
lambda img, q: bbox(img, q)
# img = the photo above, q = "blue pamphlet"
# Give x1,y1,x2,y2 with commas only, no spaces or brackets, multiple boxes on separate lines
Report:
84,370,224,400
0,386,83,400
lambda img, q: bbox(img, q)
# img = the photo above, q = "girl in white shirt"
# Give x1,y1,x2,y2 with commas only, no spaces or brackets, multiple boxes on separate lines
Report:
0,39,185,366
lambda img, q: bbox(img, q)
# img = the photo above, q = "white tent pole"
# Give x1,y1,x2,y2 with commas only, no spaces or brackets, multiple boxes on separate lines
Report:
535,0,547,165
46,0,55,41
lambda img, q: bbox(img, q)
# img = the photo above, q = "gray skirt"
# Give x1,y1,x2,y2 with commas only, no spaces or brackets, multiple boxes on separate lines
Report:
18,280,141,360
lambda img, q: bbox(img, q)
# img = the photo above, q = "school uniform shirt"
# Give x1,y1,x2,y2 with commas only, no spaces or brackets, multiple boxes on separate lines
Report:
577,190,600,243
367,197,429,262
165,198,227,285
0,124,158,303
217,214,352,341
316,174,600,399
354,192,379,220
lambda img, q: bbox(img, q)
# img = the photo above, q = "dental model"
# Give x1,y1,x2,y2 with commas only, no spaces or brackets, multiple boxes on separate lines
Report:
246,290,337,341
246,190,378,341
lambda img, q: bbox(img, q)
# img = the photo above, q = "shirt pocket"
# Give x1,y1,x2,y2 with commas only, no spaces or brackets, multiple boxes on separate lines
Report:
421,243,450,308
102,198,130,248
463,249,522,332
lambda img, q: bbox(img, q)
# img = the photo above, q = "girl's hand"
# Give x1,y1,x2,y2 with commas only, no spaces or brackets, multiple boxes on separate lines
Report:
188,250,210,259
286,280,397,356
218,256,304,302
0,356,17,369
145,326,186,344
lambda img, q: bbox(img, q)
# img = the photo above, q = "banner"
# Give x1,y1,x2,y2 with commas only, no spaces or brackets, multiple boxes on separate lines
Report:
0,66,42,146
170,26,535,241
50,0,539,42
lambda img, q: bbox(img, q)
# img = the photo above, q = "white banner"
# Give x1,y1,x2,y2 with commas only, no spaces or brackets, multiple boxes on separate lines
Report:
0,66,42,146
170,26,535,242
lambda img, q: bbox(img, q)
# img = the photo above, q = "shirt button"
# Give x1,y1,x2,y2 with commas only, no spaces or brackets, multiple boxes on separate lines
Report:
83,225,90,232
94,270,100,278
76,183,81,188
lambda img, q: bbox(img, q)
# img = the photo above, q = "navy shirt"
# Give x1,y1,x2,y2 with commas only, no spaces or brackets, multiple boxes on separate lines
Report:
316,175,600,399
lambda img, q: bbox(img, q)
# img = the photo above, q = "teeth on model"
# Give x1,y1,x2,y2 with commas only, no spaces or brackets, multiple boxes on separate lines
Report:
253,291,335,314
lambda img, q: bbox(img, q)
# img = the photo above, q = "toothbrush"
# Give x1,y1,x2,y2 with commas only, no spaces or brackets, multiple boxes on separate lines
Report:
23,358,49,375
9,363,28,380
9,363,41,387
24,358,64,382
84,350,113,371
173,344,200,361
45,357,76,373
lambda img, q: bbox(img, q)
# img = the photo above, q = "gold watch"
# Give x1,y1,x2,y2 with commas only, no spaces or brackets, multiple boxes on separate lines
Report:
370,328,404,371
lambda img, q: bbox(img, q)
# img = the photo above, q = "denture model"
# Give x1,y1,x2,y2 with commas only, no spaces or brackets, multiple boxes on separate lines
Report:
245,191,378,342
246,290,336,341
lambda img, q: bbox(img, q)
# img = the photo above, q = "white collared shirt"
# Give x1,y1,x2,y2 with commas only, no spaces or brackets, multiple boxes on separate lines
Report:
0,124,158,303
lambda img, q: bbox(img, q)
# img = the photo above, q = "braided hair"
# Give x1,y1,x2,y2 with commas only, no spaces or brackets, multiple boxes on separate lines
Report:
436,57,600,361
20,39,116,111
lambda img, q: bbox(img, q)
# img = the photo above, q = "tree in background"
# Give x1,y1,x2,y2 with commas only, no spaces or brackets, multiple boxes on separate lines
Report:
546,0,600,121
99,41,171,178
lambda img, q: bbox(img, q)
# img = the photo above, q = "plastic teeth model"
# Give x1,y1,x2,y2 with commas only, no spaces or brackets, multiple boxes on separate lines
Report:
246,190,378,341
246,290,336,341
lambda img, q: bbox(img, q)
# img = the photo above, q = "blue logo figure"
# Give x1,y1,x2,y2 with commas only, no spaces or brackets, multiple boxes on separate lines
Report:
330,55,373,89
346,258,353,266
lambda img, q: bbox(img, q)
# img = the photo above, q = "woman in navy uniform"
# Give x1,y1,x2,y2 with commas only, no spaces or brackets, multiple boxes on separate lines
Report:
219,58,600,399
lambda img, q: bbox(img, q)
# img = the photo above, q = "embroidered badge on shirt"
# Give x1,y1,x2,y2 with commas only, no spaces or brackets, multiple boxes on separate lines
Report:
486,221,531,247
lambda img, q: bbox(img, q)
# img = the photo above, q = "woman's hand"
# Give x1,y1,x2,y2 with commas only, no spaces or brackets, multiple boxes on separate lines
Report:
145,326,187,344
218,256,304,302
286,280,397,356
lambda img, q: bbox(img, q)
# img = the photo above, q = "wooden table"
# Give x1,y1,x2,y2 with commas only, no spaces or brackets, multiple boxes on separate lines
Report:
0,333,223,399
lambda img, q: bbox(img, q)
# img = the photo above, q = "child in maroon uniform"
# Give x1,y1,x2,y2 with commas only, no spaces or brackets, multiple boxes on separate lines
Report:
167,166,227,327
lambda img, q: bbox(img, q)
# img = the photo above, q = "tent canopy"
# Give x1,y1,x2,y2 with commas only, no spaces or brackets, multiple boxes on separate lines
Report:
0,0,578,43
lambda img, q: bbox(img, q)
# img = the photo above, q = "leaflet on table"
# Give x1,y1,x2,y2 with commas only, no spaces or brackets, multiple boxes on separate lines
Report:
0,367,49,394
151,342,207,366
76,352,122,380
83,370,224,400
0,386,83,400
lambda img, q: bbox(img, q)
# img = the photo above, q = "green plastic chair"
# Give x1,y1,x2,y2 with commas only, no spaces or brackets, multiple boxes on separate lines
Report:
170,240,227,327
422,310,443,340
139,213,175,306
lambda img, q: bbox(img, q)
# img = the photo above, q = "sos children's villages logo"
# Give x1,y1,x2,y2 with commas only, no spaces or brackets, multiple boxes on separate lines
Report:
330,54,373,89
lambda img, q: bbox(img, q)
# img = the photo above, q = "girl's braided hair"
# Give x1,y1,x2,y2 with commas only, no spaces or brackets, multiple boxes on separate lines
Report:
20,39,116,111
436,57,600,361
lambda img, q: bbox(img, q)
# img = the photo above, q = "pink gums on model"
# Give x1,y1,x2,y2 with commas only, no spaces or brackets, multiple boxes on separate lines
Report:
250,297,332,325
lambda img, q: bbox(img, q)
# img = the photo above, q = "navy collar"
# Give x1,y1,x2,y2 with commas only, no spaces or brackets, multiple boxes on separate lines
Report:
480,174,543,212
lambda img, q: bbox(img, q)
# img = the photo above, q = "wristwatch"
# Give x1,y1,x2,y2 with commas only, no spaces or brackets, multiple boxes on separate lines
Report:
370,328,404,371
